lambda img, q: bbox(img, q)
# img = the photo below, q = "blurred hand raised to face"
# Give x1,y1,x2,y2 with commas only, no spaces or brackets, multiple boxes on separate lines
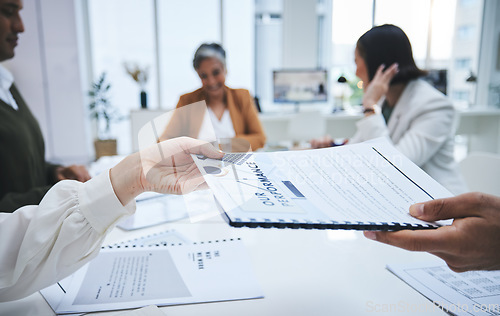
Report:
362,63,399,109
110,137,224,206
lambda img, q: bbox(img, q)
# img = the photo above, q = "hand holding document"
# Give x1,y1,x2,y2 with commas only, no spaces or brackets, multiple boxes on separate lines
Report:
192,138,453,230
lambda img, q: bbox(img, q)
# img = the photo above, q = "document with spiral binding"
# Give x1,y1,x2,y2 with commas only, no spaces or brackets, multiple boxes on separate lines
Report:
40,238,262,314
193,138,453,231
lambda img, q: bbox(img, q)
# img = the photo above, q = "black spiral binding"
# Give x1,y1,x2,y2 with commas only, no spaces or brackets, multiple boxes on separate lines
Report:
222,213,437,231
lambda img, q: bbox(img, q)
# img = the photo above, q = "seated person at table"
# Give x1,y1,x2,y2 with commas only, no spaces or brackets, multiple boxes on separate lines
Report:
159,43,266,151
311,24,466,195
0,0,90,213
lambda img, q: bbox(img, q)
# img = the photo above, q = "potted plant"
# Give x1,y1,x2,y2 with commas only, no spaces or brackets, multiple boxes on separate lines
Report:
124,62,149,109
88,72,122,159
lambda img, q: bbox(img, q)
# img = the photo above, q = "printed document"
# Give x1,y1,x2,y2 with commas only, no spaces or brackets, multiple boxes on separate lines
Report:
192,138,453,230
41,239,262,314
388,262,500,316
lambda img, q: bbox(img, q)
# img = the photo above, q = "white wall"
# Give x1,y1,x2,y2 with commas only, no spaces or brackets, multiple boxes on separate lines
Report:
4,0,89,164
282,0,318,68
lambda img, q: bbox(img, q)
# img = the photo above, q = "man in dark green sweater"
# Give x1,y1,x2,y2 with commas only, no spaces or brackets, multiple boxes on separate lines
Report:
0,0,90,212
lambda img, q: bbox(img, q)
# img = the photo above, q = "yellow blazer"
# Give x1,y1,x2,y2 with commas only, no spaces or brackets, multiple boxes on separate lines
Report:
160,86,266,151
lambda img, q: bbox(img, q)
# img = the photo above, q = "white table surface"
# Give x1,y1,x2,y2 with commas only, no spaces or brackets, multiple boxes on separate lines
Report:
258,107,500,153
0,210,449,316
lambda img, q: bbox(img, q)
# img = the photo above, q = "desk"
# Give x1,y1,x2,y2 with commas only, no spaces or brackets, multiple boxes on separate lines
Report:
0,214,448,316
259,108,500,153
129,107,500,153
455,108,500,153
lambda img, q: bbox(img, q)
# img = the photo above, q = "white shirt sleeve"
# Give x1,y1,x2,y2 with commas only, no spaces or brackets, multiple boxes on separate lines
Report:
0,170,135,302
349,113,389,144
349,105,455,168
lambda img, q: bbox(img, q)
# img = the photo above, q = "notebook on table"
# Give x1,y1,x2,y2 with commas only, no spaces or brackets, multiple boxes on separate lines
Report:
192,138,453,231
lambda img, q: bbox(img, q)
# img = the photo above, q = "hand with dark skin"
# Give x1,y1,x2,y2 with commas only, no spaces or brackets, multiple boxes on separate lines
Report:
55,165,91,182
310,135,334,149
364,192,500,272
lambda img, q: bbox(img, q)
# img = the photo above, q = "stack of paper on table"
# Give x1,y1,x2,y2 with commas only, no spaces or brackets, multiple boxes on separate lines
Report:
40,238,262,314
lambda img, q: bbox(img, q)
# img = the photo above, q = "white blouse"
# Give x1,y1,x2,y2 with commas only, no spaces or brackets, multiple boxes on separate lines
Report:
208,108,236,140
0,171,135,302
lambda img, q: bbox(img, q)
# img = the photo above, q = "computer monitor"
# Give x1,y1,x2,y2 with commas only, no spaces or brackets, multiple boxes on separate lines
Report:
273,69,328,104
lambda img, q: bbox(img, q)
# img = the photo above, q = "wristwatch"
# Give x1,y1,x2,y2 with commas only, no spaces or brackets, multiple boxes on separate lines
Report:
363,104,381,115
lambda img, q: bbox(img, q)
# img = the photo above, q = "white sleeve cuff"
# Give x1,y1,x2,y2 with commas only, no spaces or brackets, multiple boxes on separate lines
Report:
78,170,136,235
356,112,386,129
350,114,388,143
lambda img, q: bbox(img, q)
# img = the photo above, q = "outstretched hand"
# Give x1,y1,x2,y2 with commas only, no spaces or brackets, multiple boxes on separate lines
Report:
139,137,224,195
364,193,500,272
310,135,334,149
110,137,224,206
362,63,399,109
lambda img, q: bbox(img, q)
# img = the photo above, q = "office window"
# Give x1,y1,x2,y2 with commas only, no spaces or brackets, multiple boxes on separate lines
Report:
455,58,471,69
330,0,372,106
85,0,253,154
156,0,221,109
457,25,475,40
87,0,157,154
460,0,477,7
428,0,457,65
374,0,431,64
452,90,470,101
448,1,483,107
330,0,483,106
254,0,328,107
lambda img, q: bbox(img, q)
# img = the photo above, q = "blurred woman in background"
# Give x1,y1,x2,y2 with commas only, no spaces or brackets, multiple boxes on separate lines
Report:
160,43,266,151
312,24,467,195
